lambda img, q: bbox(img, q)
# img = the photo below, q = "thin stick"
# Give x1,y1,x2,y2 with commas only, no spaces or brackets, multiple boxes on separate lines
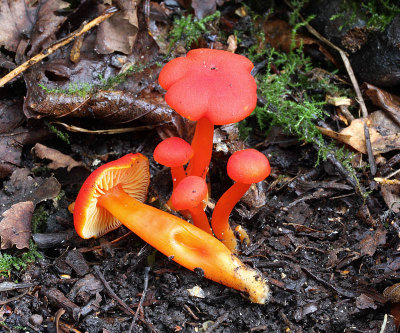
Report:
0,7,118,88
93,265,136,316
128,266,151,333
52,121,166,134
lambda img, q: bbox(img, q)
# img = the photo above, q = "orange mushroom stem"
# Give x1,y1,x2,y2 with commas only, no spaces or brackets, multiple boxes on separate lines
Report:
171,176,212,234
211,149,271,253
186,117,214,178
74,153,270,304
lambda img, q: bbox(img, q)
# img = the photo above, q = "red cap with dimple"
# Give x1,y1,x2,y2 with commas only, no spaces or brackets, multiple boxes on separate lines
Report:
171,176,208,210
158,48,257,125
153,137,193,168
227,149,271,184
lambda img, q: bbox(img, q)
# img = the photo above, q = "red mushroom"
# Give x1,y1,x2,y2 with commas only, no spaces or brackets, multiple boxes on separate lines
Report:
158,49,257,178
211,149,271,252
73,153,270,303
153,137,193,190
171,176,212,234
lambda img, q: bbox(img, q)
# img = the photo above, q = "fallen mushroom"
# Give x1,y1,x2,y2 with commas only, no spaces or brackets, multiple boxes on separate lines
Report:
171,175,212,234
158,49,257,178
73,153,270,303
153,137,193,190
211,149,271,252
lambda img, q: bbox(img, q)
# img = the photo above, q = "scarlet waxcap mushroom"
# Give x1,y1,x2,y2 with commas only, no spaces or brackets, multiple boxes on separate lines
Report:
153,137,193,189
159,49,257,178
74,153,149,239
227,149,271,184
211,149,270,252
171,176,212,234
73,153,270,303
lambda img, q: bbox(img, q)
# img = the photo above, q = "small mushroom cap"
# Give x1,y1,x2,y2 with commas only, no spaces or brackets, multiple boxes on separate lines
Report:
159,48,257,125
153,137,193,167
74,153,150,239
227,149,270,184
171,176,207,210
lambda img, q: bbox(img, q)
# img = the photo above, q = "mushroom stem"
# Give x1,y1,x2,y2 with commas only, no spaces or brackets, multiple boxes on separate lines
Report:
211,182,250,252
188,205,213,235
186,117,214,178
170,166,187,189
97,184,269,304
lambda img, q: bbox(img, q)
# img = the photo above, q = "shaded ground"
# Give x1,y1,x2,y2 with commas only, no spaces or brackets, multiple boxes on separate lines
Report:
1,1,400,332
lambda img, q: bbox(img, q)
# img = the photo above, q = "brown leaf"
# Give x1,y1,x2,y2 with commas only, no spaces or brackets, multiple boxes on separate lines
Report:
192,0,223,19
359,227,387,257
0,126,48,179
95,1,139,54
355,293,377,310
380,184,400,213
33,143,85,171
318,111,400,155
0,201,34,249
28,0,70,56
0,100,24,134
363,83,400,126
261,19,338,66
0,169,61,216
0,0,36,52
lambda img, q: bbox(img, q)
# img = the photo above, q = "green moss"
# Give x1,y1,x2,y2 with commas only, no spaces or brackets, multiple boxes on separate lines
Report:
38,62,147,97
329,0,400,32
0,241,42,277
45,121,70,144
31,205,49,234
168,11,221,51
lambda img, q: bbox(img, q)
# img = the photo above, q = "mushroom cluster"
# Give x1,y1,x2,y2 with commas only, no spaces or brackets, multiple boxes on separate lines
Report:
73,49,271,304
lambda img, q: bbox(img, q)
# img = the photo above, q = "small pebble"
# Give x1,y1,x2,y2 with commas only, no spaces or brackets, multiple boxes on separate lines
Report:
29,314,43,327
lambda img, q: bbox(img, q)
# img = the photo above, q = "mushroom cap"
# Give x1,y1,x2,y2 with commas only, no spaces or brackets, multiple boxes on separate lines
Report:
171,176,208,210
74,153,150,239
227,149,270,184
153,137,193,167
159,49,257,125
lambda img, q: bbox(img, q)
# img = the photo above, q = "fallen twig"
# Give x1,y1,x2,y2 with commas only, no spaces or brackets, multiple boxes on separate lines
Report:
93,265,136,316
128,266,151,333
0,7,118,88
205,313,229,333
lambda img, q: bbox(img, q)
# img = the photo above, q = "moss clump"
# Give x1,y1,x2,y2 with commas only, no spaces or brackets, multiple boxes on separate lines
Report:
329,0,400,32
31,205,49,234
0,241,42,277
45,121,70,144
168,11,221,51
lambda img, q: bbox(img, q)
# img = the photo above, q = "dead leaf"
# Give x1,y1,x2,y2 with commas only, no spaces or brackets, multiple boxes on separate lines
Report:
318,111,400,155
95,1,139,54
28,0,70,56
33,143,85,171
0,201,34,249
359,228,387,257
380,184,400,213
192,0,223,19
0,127,48,179
0,99,24,134
355,293,377,310
261,19,338,66
0,168,61,216
363,83,400,126
0,0,36,52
